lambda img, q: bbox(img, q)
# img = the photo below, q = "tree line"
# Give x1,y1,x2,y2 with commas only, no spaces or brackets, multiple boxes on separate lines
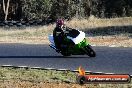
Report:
0,0,132,21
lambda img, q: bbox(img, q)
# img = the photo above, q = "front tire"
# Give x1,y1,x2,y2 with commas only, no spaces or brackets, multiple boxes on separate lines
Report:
85,45,96,57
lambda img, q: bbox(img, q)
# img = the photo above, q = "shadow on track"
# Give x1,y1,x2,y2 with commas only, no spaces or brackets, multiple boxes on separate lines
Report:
0,56,91,58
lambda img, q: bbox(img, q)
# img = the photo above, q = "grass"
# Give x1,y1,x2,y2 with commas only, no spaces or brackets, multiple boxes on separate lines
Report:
0,67,131,88
0,17,131,46
66,17,132,29
0,67,76,83
0,17,132,36
0,17,131,87
0,25,54,44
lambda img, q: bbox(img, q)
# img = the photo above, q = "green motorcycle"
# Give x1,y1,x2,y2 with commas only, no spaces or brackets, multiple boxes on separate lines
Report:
48,29,96,57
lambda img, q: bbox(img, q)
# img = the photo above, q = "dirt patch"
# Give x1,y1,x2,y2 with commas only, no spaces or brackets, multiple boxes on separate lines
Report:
88,36,132,47
0,80,131,88
0,80,92,88
0,18,132,47
0,36,131,47
0,36,49,44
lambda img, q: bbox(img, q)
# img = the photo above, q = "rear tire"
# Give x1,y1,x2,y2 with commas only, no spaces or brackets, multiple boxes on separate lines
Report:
61,47,71,56
85,45,96,57
61,52,71,56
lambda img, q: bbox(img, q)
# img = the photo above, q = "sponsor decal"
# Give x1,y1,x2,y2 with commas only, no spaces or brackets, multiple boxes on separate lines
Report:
77,66,131,84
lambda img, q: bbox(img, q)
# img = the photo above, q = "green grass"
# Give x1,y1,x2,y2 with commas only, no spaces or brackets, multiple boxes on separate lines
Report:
0,67,132,88
0,67,76,83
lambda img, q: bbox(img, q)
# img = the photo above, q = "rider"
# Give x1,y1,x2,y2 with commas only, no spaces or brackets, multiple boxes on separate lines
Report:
53,19,66,51
53,19,75,52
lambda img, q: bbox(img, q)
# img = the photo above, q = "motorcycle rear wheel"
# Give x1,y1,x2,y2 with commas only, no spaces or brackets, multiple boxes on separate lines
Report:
61,51,71,56
61,48,71,56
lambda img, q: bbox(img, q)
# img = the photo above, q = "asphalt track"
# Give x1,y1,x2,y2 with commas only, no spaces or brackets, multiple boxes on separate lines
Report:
0,43,132,74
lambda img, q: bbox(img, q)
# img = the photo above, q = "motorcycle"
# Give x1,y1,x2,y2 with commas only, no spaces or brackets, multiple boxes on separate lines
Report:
48,29,96,57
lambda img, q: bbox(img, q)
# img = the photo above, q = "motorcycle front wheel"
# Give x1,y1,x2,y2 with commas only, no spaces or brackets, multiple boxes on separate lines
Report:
85,45,96,57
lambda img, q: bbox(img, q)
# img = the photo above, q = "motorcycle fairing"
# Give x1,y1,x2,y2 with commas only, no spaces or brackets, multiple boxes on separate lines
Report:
48,35,55,45
67,31,85,44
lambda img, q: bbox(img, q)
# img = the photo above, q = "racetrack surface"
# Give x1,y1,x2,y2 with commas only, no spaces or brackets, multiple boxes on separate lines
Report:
0,43,132,74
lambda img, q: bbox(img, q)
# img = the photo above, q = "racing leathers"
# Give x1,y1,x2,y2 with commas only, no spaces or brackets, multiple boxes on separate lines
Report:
53,26,75,51
53,26,65,51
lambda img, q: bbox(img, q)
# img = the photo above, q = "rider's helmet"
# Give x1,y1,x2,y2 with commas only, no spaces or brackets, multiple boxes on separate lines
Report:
56,19,64,28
